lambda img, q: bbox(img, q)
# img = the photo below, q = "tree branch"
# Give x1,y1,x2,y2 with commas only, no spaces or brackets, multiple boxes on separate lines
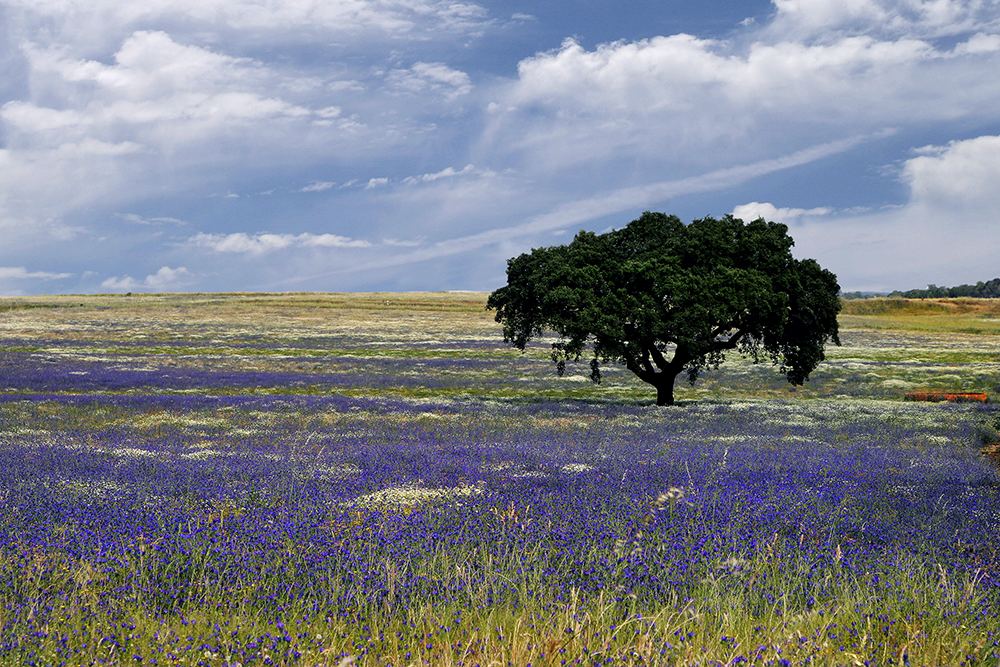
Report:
622,350,654,384
640,347,656,375
709,319,739,340
710,330,746,352
643,340,674,371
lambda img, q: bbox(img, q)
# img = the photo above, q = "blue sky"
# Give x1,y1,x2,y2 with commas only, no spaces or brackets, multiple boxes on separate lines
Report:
1,0,999,294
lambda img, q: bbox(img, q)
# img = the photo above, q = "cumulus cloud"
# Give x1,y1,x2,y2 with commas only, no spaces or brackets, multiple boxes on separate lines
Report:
732,202,833,224
902,134,1000,208
953,31,1000,54
5,31,330,145
102,265,192,291
488,27,1000,176
190,232,371,255
0,29,375,253
764,135,1000,291
3,0,999,293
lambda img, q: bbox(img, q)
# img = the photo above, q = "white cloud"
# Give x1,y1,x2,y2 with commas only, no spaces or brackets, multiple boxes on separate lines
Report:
0,29,385,251
732,201,833,223
402,164,478,184
336,165,489,194
387,62,472,100
4,0,491,51
770,0,890,35
190,232,371,255
952,32,1000,55
3,0,999,293
300,180,337,192
902,134,1000,207
763,134,1000,291
119,213,187,225
769,0,998,39
144,266,192,289
0,266,72,280
0,33,328,230
101,265,191,291
302,234,371,249
488,28,1000,175
5,32,325,143
271,135,869,286
383,237,424,247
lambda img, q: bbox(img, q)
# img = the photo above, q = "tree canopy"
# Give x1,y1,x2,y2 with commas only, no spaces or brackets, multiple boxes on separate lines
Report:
887,278,1000,299
487,212,841,405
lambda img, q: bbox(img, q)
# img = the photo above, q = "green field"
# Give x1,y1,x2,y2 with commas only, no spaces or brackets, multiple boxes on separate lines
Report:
3,293,999,402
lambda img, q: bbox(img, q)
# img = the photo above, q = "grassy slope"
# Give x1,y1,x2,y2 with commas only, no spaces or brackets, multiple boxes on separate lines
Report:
841,297,1000,334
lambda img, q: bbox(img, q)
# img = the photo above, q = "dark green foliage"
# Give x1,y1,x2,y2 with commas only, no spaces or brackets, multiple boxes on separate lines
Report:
487,212,841,405
888,278,1000,299
976,413,1000,445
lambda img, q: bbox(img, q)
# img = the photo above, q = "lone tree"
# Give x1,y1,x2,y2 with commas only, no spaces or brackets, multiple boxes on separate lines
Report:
487,212,841,406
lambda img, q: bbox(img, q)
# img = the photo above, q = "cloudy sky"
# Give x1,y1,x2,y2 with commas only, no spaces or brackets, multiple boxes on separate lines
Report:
1,0,999,294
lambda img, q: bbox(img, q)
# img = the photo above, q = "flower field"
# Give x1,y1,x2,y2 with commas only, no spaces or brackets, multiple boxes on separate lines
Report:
0,293,998,665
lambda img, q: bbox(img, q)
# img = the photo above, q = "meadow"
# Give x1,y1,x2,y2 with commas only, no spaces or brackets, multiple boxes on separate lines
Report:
0,293,997,665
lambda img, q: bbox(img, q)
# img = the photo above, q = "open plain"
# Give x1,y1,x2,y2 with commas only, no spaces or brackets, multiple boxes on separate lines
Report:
0,293,998,665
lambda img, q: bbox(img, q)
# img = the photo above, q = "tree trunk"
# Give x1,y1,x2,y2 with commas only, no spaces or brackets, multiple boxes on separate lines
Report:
655,374,677,406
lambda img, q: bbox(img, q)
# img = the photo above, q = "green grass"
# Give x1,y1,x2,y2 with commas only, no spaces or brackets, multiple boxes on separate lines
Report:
841,297,1000,334
1,530,994,665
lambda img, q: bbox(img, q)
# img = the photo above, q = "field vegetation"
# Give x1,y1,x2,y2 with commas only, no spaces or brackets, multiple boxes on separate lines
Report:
0,293,997,665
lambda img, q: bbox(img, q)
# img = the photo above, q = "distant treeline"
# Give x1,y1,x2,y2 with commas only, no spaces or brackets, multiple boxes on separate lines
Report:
843,278,1000,299
890,278,1000,298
